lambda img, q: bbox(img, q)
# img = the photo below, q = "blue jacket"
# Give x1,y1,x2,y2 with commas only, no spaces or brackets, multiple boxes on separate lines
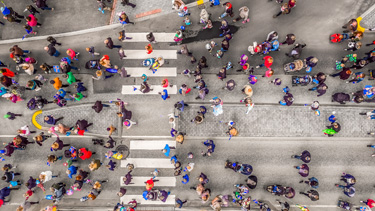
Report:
68,166,78,178
182,174,189,184
163,144,171,157
210,0,220,5
76,82,87,93
44,115,56,125
57,88,67,98
161,89,168,100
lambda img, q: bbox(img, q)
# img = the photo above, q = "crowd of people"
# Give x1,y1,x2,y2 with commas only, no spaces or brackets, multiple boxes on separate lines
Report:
0,0,374,210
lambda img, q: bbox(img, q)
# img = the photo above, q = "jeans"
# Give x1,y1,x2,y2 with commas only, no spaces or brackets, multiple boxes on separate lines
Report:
294,155,301,159
310,87,317,91
41,6,52,10
70,66,78,70
112,45,122,49
53,50,60,57
279,101,287,106
258,64,265,68
220,12,228,18
102,104,110,107
330,72,341,77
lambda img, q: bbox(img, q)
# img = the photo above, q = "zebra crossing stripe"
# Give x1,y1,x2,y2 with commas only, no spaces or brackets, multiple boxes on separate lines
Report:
120,194,175,205
121,85,177,95
130,140,176,150
123,50,177,59
121,158,174,168
121,33,175,42
126,67,177,77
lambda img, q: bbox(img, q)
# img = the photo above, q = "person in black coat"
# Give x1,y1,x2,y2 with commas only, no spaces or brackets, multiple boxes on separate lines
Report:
75,120,93,131
104,136,116,149
92,101,110,113
332,93,351,104
104,37,122,49
25,176,37,190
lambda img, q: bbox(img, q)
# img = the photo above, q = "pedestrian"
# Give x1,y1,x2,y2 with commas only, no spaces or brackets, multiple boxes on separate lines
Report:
121,0,136,7
123,119,137,129
18,125,36,137
39,171,58,183
342,18,358,33
219,20,230,37
219,2,233,19
335,183,356,197
210,97,223,116
26,14,41,27
119,12,135,25
202,140,215,157
345,41,362,51
78,148,95,160
97,0,111,14
330,68,352,80
88,159,102,171
162,144,176,157
285,43,306,59
182,174,189,184
146,32,157,43
44,115,63,125
347,72,365,84
308,83,328,97
300,177,319,189
24,5,40,15
159,89,170,100
292,150,311,163
76,119,94,131
233,6,249,23
145,44,153,54
273,2,290,18
44,44,60,57
46,36,61,46
39,63,53,74
256,56,273,70
299,190,319,201
66,165,78,179
176,198,187,208
280,33,296,45
325,122,341,137
360,199,375,209
66,48,79,61
279,87,294,106
3,112,22,120
104,37,122,49
86,46,100,57
177,44,192,56
294,164,309,177
51,138,70,151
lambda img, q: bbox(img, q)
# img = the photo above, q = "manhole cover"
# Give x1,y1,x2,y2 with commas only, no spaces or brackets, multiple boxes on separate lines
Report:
115,145,129,159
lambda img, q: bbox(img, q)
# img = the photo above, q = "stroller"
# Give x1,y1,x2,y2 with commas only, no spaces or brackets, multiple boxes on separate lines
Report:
292,75,312,86
284,59,304,74
330,33,350,43
85,60,101,70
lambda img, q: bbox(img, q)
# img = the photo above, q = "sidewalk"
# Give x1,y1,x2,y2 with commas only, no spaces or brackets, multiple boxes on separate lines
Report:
357,1,375,29
178,104,374,137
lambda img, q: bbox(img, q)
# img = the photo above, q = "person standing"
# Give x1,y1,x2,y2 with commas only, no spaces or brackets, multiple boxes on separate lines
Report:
44,115,63,125
273,2,290,18
51,138,70,151
44,44,60,57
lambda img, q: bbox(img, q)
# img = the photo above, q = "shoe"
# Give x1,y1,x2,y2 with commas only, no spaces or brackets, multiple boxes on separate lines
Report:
218,17,221,19
255,65,260,69
242,20,246,24
233,19,237,23
335,184,339,187
299,180,303,183
273,14,277,18
345,81,349,83
299,192,304,194
372,154,375,157
51,8,55,11
291,155,295,158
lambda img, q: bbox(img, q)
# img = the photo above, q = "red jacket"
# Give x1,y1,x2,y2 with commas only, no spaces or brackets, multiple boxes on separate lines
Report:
1,68,15,77
79,148,92,160
367,199,375,208
263,56,273,68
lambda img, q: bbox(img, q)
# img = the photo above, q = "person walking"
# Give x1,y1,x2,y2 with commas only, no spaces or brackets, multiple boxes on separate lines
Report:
78,148,95,160
273,2,290,18
308,83,328,97
162,144,176,157
104,37,122,49
233,6,249,24
291,150,311,163
299,190,319,201
44,44,60,57
119,12,135,25
51,138,70,151
44,115,63,125
3,112,22,120
121,0,136,7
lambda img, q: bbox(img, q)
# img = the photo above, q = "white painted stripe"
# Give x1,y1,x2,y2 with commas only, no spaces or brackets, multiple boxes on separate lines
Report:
120,195,175,205
123,50,177,60
122,33,175,42
130,140,176,150
127,67,177,77
121,158,174,168
120,176,176,187
121,85,177,95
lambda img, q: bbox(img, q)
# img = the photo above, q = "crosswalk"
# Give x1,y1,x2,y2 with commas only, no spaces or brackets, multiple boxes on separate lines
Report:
117,32,179,95
120,140,176,205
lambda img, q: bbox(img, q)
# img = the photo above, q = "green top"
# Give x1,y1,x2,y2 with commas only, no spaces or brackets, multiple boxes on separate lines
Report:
66,72,76,84
345,54,357,63
75,92,84,101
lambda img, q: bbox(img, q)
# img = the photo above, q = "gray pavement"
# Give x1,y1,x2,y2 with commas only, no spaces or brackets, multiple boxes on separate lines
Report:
0,0,375,210
178,104,375,137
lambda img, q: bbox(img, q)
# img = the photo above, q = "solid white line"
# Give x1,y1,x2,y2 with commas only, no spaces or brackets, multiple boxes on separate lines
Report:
126,67,177,77
130,140,176,150
122,33,175,42
120,194,175,205
120,176,176,187
121,158,174,168
121,85,177,95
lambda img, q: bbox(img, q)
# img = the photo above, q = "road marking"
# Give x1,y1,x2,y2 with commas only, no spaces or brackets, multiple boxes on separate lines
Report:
123,50,177,60
130,140,176,150
121,85,177,95
121,158,174,168
126,67,177,77
120,176,176,187
120,194,175,205
121,33,175,42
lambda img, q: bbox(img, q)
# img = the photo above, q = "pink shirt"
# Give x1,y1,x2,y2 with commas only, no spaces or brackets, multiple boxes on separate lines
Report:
27,14,38,27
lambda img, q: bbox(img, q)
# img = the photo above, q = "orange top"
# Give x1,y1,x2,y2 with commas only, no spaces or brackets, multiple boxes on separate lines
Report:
53,77,62,90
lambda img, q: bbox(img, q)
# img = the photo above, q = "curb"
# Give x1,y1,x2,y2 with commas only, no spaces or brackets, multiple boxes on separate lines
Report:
0,0,209,45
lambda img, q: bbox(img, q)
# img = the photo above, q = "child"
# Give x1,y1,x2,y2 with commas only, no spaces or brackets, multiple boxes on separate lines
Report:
151,169,159,179
124,119,137,129
215,50,224,59
181,69,191,77
183,16,191,26
203,19,213,29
